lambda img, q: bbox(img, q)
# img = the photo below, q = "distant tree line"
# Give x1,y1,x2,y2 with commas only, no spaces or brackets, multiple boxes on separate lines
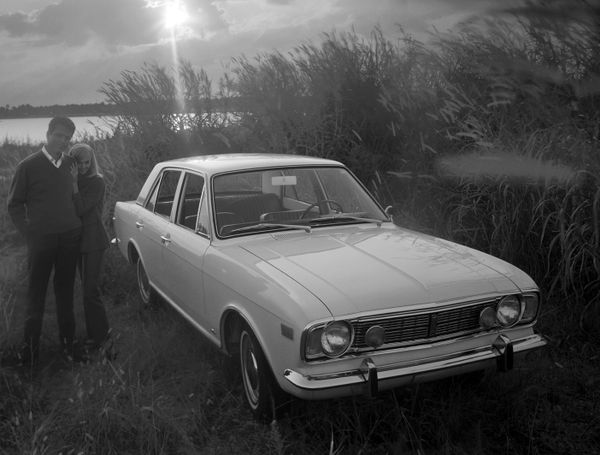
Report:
0,99,235,119
0,103,118,119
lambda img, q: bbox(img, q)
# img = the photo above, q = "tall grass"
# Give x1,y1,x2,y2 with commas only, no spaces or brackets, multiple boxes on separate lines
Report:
225,27,407,182
100,61,234,161
377,8,600,334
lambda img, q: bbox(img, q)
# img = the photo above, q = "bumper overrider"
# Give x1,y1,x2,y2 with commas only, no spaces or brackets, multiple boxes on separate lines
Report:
283,333,546,400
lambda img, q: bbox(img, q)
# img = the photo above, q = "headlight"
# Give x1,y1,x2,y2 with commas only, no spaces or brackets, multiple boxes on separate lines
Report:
321,321,353,358
496,295,522,327
521,292,540,323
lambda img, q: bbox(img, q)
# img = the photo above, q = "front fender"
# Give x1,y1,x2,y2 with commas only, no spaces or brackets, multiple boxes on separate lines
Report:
218,298,311,391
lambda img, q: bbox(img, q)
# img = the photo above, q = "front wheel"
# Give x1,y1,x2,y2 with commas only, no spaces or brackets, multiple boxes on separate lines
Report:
239,325,284,422
136,256,158,306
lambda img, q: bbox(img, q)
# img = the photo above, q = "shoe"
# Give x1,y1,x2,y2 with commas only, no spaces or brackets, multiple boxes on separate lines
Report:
0,347,39,368
61,341,89,364
19,344,40,367
84,329,112,352
83,338,100,351
1,347,25,368
98,338,117,361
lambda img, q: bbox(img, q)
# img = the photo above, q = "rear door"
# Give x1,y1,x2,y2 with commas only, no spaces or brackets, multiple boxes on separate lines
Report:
137,169,183,295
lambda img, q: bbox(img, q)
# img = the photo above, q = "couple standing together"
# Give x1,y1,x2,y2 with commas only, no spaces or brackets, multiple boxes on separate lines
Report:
7,116,111,365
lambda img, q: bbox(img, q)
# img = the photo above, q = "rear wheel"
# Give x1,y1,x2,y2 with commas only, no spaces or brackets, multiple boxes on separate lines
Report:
239,324,283,422
136,256,158,306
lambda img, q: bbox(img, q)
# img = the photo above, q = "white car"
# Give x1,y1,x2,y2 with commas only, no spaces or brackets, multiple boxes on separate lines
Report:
112,153,546,421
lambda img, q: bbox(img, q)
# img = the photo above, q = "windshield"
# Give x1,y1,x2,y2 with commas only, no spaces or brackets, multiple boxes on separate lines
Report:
212,166,387,237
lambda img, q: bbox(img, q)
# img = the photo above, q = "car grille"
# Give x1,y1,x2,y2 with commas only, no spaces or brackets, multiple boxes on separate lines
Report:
351,299,498,350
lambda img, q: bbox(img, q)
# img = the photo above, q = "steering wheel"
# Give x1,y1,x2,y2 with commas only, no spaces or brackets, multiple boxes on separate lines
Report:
299,199,344,219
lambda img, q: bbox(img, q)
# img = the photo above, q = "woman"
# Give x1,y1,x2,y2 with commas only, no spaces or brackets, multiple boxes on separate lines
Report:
69,143,111,352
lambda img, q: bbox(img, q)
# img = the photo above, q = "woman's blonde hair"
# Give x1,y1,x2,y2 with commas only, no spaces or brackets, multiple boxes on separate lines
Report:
68,143,102,177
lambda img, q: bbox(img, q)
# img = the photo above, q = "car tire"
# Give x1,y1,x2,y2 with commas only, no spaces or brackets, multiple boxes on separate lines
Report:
239,324,284,422
136,256,158,306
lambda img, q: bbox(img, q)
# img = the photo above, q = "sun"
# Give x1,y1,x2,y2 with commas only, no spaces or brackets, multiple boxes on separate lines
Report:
163,1,189,29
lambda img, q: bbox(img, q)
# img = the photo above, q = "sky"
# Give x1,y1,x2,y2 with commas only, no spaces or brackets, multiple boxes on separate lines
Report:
0,0,499,107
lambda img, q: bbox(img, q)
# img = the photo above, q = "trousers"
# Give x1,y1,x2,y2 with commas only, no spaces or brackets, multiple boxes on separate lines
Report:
24,227,81,357
79,249,110,345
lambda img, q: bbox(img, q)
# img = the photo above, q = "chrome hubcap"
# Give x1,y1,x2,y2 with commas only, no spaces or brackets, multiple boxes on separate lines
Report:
137,260,150,303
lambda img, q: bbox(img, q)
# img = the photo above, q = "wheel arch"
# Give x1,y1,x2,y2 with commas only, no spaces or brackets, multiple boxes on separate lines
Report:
221,309,247,357
220,308,278,377
127,240,142,265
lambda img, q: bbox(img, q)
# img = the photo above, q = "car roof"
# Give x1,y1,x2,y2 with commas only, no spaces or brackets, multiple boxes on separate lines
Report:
160,153,344,174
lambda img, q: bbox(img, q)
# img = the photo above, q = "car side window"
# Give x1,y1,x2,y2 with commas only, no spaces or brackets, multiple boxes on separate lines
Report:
153,170,181,218
176,173,205,231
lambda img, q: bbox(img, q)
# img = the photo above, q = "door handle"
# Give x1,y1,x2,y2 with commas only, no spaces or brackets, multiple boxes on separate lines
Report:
135,221,144,229
160,234,172,245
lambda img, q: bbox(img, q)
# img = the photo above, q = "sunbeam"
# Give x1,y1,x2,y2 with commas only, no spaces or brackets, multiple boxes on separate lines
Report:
164,0,188,116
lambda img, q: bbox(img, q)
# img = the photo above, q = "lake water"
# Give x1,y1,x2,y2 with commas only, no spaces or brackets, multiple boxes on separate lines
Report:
0,116,116,144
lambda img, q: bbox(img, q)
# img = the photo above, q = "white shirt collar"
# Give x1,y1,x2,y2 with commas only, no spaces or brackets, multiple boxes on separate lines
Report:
42,145,63,168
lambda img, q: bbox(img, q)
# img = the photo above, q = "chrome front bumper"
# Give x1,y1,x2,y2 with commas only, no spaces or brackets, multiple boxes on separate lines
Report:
283,334,546,400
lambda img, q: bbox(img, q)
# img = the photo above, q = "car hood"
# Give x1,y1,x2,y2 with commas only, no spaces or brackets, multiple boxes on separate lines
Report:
241,224,537,317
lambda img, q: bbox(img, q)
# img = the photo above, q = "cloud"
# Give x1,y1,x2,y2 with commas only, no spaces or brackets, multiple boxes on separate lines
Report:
0,0,229,47
210,0,466,45
0,12,35,36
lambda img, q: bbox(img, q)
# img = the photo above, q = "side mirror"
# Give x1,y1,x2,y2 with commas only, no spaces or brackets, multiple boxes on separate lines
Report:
384,205,394,222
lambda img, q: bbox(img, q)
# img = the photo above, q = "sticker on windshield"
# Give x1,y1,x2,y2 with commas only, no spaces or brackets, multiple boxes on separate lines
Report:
271,176,297,186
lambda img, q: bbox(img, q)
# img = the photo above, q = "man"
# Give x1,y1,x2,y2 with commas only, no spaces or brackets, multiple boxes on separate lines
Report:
7,116,82,364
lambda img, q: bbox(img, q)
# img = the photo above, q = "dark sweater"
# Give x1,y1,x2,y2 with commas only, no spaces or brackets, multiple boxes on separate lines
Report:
8,151,81,236
73,174,110,252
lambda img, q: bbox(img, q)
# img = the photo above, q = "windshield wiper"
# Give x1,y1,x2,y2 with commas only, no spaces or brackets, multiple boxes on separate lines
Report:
308,215,384,227
228,222,312,234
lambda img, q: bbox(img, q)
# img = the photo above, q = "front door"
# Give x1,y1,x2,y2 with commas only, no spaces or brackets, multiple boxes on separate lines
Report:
161,172,211,330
